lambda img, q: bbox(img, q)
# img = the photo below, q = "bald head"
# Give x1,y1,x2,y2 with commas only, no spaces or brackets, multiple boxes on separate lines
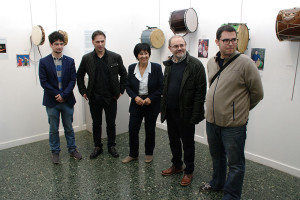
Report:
168,35,186,47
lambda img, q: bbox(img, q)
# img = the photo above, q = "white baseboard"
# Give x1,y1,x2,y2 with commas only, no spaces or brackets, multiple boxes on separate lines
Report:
0,125,85,150
244,151,300,178
156,122,300,178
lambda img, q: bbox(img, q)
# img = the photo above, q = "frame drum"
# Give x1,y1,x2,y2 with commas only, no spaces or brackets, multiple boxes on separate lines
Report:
224,23,249,53
58,30,69,45
276,7,300,41
256,60,263,68
141,28,165,49
31,25,45,46
169,8,198,34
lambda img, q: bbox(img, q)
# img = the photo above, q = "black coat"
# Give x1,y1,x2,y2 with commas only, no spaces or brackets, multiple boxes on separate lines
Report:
161,52,207,124
77,49,128,99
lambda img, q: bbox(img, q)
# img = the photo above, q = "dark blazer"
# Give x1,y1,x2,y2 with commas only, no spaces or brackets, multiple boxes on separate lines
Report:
39,54,76,108
126,62,163,115
77,49,128,99
161,52,207,124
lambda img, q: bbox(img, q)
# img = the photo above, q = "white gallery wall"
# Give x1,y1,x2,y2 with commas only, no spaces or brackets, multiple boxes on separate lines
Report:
0,0,299,177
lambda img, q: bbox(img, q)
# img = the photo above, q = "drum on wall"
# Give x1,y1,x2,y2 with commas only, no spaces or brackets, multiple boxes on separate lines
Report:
169,8,198,35
58,30,69,45
276,7,300,41
256,60,263,68
141,27,165,49
223,23,249,53
31,25,45,46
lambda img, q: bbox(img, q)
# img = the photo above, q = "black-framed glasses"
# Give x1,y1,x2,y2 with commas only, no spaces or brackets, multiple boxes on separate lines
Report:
220,38,237,45
170,44,185,49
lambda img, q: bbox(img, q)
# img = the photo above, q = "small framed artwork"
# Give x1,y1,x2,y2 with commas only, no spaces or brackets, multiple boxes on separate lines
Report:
251,48,265,70
16,54,30,67
0,38,8,60
198,39,209,58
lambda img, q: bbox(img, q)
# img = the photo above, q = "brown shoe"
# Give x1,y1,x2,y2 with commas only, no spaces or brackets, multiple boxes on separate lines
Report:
122,156,138,163
161,166,183,176
180,174,193,186
145,155,153,163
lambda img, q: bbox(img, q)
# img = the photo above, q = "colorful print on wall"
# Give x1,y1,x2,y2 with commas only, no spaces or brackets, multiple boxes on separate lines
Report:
0,38,8,60
198,39,209,58
251,48,265,70
16,54,30,67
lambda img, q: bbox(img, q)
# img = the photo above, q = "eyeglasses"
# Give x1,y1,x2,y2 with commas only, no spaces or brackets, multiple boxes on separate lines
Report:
170,44,185,49
220,38,237,45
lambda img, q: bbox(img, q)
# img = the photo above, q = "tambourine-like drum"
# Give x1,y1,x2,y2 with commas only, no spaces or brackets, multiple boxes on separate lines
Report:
31,25,45,46
256,60,263,68
223,23,249,53
276,7,300,41
169,8,198,34
141,28,165,49
58,30,69,45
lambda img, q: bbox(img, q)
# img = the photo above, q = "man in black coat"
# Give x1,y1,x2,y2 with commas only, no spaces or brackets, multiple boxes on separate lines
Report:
77,30,127,159
160,35,207,186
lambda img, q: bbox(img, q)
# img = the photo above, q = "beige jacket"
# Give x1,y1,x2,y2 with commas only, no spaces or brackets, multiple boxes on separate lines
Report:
205,51,264,127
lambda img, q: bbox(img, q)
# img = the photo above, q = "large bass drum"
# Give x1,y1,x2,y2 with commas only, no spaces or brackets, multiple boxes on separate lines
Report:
276,7,300,41
223,23,249,53
169,8,198,34
141,27,165,49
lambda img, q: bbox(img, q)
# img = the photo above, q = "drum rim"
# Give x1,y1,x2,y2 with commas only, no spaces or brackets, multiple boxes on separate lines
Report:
184,8,198,33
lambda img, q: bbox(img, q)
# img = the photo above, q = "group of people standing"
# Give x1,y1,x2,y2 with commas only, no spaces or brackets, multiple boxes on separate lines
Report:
39,25,263,200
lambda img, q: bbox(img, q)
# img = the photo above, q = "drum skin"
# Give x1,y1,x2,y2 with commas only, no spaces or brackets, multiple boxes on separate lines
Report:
58,30,68,45
31,25,45,46
141,28,165,49
223,23,249,53
256,60,263,68
276,7,300,41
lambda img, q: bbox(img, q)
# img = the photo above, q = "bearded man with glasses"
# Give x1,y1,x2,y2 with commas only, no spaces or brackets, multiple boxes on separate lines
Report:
200,25,264,200
160,35,207,186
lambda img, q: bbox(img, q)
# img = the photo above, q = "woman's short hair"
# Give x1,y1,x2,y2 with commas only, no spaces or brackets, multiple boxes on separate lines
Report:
133,43,151,59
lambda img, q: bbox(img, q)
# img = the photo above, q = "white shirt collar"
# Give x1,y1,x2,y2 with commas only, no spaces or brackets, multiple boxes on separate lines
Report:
134,61,151,76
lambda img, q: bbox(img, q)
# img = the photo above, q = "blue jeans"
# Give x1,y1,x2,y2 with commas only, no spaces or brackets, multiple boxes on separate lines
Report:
206,121,247,200
46,103,76,153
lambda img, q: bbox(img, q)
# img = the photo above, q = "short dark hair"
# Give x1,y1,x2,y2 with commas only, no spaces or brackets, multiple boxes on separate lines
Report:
133,43,151,59
48,31,64,44
92,30,106,40
216,25,237,40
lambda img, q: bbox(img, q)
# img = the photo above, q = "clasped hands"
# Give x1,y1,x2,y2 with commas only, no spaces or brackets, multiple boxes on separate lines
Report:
135,96,151,106
55,94,64,103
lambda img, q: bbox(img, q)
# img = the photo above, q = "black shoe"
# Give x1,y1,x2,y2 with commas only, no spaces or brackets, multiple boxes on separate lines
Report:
52,153,60,164
70,149,82,160
108,146,119,158
90,147,103,159
199,182,222,192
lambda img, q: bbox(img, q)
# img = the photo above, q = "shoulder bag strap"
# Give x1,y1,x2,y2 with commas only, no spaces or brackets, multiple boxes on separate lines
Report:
210,53,240,86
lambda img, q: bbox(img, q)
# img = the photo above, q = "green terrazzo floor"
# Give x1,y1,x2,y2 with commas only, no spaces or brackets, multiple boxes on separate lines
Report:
0,127,299,200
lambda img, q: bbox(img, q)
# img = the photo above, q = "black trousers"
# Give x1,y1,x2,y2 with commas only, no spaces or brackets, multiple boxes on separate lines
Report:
89,98,117,148
166,109,195,174
128,106,159,158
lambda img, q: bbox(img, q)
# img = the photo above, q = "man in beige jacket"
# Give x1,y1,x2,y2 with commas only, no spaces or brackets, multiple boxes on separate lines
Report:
200,25,263,200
